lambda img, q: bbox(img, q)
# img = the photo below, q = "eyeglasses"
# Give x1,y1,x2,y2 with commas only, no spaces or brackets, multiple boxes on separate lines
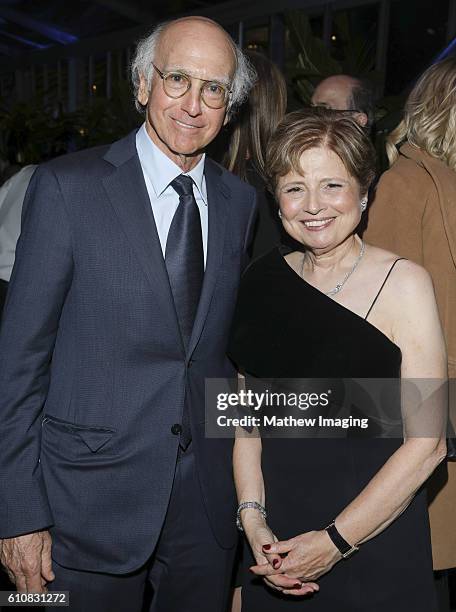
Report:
152,64,232,110
311,104,360,114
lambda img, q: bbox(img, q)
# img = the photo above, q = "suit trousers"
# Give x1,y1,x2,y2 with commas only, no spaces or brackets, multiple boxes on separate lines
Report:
46,447,236,612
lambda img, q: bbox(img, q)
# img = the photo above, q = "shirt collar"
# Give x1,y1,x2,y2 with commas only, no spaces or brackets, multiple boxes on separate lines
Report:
136,123,207,205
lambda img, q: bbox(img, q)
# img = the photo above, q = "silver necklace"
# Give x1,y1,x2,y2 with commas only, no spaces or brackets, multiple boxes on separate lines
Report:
300,240,366,296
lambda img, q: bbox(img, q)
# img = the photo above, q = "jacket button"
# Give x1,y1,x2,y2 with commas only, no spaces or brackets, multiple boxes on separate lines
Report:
171,423,182,435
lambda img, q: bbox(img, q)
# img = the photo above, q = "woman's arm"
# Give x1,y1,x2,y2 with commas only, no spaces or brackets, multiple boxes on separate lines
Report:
233,426,319,594
234,433,264,514
233,375,265,517
253,261,447,583
335,261,447,545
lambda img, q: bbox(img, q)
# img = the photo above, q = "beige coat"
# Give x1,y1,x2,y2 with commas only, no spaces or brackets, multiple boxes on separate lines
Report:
364,143,456,570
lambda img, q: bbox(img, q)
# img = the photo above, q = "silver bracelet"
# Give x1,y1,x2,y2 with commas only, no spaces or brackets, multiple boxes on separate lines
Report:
236,501,267,531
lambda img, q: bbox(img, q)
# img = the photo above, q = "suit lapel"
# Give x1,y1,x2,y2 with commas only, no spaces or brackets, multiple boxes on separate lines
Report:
102,132,183,349
187,158,229,357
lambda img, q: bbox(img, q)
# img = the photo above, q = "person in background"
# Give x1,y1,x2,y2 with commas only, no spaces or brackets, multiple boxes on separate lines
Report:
225,50,287,260
364,55,456,612
311,74,375,131
0,165,37,318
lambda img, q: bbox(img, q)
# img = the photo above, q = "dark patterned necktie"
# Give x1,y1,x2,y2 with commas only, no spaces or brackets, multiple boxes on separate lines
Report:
165,174,204,449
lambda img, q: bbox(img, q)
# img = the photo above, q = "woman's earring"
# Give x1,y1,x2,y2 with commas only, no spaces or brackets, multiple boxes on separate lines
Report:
278,209,283,219
360,198,367,212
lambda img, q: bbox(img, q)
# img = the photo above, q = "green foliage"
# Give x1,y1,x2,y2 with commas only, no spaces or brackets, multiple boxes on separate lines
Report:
0,79,141,165
285,9,379,105
331,10,376,76
285,10,340,104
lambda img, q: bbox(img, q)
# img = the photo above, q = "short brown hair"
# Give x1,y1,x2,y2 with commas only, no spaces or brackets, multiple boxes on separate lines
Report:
266,108,376,194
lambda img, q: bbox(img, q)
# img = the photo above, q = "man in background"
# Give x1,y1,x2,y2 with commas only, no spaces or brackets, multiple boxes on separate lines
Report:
311,74,375,130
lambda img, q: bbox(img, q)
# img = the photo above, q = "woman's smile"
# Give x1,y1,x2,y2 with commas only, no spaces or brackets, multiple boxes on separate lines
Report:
301,217,336,231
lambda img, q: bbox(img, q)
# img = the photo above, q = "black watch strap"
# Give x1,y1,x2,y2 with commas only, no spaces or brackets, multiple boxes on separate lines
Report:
325,521,359,558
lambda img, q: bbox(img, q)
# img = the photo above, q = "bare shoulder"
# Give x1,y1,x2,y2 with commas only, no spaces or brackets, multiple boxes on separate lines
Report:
368,245,435,311
363,246,444,375
366,244,432,288
383,258,432,300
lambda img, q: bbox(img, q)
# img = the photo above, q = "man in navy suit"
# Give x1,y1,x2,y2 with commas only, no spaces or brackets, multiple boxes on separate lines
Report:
0,16,256,611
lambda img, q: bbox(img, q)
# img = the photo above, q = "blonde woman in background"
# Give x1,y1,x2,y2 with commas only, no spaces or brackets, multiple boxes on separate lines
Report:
225,50,288,260
365,56,456,609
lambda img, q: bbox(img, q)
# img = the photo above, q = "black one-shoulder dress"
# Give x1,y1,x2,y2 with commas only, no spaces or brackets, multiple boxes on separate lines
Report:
227,246,437,612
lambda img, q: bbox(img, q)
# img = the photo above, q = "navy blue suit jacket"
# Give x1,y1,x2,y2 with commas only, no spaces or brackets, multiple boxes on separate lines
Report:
0,130,256,573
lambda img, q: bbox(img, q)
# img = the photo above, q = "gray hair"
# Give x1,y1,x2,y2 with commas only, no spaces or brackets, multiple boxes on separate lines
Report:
130,19,256,117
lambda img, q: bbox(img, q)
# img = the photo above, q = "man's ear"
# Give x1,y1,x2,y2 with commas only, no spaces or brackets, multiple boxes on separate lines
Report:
353,112,368,128
137,74,150,107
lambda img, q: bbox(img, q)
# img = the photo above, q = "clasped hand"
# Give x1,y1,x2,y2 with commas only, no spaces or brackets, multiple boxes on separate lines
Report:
245,517,341,597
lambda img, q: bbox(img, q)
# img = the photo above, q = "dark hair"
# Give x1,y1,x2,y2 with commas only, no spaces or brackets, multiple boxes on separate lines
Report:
349,78,375,129
266,108,376,195
225,50,287,181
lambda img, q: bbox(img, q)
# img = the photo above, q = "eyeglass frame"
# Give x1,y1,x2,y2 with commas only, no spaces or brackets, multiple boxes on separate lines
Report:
310,104,363,114
152,64,232,109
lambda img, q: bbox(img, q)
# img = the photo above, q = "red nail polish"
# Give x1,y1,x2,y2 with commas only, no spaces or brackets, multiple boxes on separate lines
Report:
262,544,271,550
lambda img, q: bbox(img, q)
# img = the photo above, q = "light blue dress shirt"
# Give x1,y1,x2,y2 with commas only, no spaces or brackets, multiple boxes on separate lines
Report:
135,123,208,265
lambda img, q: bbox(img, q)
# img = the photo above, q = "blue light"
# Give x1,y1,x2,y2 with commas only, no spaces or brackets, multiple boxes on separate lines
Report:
434,37,456,62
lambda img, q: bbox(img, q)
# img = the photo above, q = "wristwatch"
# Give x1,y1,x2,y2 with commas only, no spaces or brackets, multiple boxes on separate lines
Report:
325,521,359,559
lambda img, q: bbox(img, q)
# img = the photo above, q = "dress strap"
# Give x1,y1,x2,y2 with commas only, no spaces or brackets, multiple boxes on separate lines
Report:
365,258,406,321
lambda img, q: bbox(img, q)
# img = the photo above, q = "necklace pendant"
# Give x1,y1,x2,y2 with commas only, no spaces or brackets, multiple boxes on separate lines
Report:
323,240,365,297
327,284,341,297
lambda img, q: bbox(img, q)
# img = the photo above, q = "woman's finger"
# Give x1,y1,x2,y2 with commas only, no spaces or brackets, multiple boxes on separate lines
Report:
282,582,320,597
262,540,294,555
249,563,283,576
264,574,304,590
263,551,283,570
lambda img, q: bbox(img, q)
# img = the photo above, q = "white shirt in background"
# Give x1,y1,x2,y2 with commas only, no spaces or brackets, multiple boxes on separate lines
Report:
0,165,37,282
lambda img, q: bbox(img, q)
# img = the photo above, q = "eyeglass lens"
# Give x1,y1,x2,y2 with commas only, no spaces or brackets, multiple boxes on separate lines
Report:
162,72,227,108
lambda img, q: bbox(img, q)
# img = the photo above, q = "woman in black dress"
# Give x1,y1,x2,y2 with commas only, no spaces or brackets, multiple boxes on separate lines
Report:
228,108,447,611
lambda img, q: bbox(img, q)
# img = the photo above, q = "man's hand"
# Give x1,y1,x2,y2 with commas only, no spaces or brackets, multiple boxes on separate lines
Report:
0,531,55,593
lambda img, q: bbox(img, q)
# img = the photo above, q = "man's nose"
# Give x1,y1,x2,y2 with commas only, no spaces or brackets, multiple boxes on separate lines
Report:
181,84,203,117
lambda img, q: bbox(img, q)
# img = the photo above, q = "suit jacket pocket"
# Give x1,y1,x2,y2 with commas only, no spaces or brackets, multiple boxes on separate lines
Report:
42,414,116,455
